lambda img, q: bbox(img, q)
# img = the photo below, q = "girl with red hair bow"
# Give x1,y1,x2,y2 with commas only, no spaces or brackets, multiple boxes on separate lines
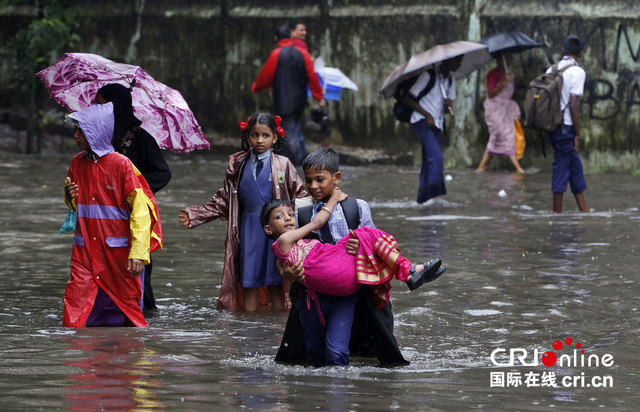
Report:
179,112,311,311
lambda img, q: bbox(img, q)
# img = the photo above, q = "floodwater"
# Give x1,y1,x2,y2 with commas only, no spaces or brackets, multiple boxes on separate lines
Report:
0,149,638,410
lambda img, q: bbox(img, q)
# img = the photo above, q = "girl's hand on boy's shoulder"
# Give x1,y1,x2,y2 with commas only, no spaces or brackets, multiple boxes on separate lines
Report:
331,187,348,202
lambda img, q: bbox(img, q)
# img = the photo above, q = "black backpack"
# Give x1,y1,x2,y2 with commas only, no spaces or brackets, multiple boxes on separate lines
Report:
393,68,436,123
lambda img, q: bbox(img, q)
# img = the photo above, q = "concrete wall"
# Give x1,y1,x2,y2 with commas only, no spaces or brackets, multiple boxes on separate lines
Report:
2,0,640,170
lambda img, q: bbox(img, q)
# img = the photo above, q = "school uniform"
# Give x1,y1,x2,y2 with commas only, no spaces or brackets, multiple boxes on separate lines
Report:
293,200,374,366
238,151,280,287
409,68,455,204
183,150,309,311
547,57,587,194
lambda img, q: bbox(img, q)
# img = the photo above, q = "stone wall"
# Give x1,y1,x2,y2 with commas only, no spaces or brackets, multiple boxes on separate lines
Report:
2,0,640,170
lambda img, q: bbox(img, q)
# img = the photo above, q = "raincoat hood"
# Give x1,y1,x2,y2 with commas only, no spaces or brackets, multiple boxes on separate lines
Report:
66,103,115,158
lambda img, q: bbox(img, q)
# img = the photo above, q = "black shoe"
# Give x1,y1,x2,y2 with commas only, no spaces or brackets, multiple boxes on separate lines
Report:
406,258,443,291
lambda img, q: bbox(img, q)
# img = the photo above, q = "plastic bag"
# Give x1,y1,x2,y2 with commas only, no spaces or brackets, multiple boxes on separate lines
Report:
515,118,525,160
58,210,77,233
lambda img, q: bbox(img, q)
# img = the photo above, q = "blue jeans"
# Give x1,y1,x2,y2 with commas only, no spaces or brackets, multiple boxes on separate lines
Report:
411,120,447,203
295,290,358,366
549,125,587,194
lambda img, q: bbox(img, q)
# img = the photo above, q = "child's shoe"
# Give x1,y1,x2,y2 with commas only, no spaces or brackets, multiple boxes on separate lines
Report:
407,258,444,291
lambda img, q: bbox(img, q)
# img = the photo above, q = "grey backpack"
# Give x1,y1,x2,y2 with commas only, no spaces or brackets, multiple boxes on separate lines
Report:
524,63,576,132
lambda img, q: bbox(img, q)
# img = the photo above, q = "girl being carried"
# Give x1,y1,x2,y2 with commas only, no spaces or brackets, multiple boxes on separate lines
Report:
261,188,446,308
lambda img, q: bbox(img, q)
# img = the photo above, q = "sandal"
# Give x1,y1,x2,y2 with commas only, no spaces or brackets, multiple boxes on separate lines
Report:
406,258,444,291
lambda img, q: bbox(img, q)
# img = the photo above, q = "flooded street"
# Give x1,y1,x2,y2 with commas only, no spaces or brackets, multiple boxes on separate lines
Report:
0,149,638,410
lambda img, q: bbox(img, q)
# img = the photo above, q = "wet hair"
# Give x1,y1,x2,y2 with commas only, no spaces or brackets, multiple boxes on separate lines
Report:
276,24,291,40
302,147,340,174
240,111,284,153
260,198,294,229
562,35,583,56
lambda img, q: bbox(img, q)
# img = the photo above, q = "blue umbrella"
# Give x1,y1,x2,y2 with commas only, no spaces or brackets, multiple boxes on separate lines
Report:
308,57,358,101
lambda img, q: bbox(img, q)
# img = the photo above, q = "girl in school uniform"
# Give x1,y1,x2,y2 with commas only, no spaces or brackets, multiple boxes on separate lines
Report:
179,112,310,311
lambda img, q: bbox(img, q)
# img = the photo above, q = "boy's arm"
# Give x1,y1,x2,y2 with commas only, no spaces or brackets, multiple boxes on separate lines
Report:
404,94,435,128
126,188,152,265
569,95,581,151
303,50,324,103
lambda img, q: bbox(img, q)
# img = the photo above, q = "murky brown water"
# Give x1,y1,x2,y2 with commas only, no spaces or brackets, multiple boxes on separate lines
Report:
0,149,638,410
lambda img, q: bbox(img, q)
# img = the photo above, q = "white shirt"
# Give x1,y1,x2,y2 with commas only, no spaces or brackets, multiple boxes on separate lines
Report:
409,68,456,130
546,56,585,126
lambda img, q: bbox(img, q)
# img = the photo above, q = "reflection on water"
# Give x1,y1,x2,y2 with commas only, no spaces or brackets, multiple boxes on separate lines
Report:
0,151,638,409
63,330,163,410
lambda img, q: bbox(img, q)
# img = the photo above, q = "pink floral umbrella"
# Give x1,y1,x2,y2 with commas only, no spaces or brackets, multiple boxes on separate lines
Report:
37,53,210,153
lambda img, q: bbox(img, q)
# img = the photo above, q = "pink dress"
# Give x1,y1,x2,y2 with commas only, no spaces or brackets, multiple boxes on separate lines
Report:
272,226,412,305
483,68,521,156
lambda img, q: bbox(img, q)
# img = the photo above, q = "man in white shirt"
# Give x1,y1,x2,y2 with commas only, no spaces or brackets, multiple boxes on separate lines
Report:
546,35,589,213
405,56,461,204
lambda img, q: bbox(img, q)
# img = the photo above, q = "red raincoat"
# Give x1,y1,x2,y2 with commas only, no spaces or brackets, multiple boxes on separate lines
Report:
63,152,162,327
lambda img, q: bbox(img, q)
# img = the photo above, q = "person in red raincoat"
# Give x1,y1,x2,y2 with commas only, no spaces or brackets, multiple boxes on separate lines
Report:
62,102,162,327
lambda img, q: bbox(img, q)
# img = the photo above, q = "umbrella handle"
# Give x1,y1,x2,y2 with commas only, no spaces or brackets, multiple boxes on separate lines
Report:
502,54,509,74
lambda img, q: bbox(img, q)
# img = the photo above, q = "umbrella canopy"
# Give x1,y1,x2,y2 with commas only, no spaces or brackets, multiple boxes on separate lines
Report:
379,41,491,99
37,53,210,153
308,57,358,101
480,31,541,56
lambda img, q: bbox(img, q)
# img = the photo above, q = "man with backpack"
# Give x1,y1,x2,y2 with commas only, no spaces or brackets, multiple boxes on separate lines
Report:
545,35,590,213
404,56,461,204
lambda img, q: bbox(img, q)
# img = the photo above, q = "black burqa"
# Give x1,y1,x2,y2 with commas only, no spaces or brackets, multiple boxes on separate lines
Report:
96,83,172,310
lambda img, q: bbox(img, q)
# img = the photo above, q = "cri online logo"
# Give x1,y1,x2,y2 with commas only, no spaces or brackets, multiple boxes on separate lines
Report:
541,337,583,367
490,337,614,368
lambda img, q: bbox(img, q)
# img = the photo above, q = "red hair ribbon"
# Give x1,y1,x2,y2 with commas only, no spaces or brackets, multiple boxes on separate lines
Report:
274,115,285,137
239,116,251,131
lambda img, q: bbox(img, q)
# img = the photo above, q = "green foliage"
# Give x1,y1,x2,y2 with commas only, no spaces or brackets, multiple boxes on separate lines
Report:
2,0,80,85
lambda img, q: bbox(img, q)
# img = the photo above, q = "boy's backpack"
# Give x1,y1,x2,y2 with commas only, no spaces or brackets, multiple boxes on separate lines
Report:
297,197,360,244
524,62,576,132
393,68,437,123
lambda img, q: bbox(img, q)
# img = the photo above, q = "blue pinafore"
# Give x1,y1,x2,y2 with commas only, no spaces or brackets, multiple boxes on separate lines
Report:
238,156,282,288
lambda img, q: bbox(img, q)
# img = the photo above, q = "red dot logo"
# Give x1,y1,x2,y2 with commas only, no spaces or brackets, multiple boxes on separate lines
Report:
541,351,557,367
565,337,573,345
552,340,563,350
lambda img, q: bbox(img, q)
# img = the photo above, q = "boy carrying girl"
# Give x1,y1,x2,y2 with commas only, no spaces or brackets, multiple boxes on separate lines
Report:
277,148,410,367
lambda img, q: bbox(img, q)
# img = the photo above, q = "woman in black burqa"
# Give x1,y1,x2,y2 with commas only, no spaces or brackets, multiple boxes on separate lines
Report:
96,83,172,311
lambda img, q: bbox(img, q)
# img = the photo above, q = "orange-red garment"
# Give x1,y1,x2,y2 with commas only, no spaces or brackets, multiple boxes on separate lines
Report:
63,151,162,327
